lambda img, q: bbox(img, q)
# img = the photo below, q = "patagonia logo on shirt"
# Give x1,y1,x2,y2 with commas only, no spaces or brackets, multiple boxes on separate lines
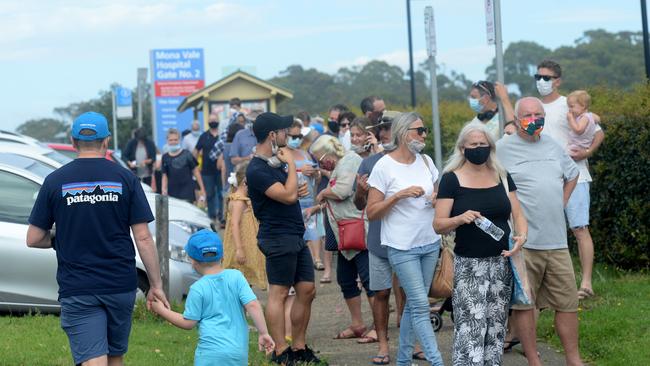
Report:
62,181,122,206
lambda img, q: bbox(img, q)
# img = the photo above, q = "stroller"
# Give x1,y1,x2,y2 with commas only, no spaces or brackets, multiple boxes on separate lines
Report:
429,234,455,332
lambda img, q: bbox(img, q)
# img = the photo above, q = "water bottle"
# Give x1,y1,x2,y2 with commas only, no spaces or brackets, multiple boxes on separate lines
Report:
474,216,505,241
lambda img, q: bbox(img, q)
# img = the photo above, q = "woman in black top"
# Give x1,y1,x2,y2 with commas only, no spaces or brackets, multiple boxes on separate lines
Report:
161,128,206,205
434,121,527,366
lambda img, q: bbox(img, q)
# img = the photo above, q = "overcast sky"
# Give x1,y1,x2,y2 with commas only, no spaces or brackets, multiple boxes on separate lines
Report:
0,0,642,131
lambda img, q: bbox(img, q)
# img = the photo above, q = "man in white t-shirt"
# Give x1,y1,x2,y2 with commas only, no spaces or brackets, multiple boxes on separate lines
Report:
535,59,604,298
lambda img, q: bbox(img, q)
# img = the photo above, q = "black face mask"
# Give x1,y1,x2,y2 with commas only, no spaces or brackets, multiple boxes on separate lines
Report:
209,122,219,130
464,146,491,165
327,120,340,134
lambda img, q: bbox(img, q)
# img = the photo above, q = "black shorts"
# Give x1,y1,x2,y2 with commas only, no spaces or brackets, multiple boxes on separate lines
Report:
258,235,315,286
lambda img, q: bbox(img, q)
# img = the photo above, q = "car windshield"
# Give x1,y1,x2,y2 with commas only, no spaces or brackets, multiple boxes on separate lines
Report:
0,153,55,177
44,150,73,165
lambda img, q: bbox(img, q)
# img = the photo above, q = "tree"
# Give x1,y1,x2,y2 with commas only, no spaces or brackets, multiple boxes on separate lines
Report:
485,41,552,95
53,83,153,150
16,118,69,142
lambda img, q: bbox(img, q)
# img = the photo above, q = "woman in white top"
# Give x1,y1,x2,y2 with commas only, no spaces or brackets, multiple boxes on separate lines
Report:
366,112,443,366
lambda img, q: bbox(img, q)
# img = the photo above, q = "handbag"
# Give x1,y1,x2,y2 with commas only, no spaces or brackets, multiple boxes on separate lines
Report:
429,238,454,298
326,203,367,251
501,173,533,305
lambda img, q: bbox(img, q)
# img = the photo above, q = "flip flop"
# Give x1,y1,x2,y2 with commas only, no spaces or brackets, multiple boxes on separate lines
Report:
371,354,390,365
314,261,325,270
503,338,521,352
334,326,366,340
356,329,378,344
413,351,426,360
578,287,595,299
320,276,331,284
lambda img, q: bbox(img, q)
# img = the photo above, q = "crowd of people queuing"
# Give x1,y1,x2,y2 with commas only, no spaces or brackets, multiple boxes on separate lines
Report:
26,59,602,366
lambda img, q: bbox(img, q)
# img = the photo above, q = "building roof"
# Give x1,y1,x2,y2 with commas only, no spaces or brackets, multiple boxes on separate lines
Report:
177,70,293,112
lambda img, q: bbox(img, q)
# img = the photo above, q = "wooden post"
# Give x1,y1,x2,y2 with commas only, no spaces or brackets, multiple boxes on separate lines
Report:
155,194,170,296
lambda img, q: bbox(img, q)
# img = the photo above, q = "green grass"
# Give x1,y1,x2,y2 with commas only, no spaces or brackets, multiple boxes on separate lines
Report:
0,302,272,365
537,262,650,366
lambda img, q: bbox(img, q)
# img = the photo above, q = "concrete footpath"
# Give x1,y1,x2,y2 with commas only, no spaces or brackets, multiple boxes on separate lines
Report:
255,254,566,366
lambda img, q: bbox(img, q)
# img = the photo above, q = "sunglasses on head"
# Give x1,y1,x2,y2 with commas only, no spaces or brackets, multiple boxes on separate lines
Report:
534,74,558,81
407,127,430,136
472,81,492,97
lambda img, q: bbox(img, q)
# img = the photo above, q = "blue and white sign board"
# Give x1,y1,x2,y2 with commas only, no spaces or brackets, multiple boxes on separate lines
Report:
114,87,133,120
150,48,205,148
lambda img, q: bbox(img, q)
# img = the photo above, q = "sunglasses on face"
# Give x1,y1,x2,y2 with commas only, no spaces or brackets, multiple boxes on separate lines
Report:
339,122,350,128
534,74,558,81
407,127,430,136
288,134,303,139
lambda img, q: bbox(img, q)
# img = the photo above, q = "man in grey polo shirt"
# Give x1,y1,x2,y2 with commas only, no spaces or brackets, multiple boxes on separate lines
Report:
496,97,582,366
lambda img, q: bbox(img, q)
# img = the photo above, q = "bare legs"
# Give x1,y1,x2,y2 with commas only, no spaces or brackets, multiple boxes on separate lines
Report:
573,227,594,293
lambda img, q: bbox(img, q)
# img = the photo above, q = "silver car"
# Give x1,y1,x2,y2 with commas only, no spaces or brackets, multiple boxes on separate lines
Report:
0,162,200,313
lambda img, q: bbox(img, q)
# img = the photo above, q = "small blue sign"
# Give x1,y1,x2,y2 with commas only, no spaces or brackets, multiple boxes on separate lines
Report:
115,87,132,107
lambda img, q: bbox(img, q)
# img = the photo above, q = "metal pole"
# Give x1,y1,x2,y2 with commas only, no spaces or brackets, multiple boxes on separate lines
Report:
406,0,416,108
642,0,650,80
111,89,118,150
429,56,442,169
494,0,506,134
155,194,169,296
137,68,147,128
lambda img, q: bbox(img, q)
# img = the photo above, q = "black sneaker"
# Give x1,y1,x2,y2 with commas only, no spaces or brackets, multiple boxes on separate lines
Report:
271,347,296,366
293,345,326,365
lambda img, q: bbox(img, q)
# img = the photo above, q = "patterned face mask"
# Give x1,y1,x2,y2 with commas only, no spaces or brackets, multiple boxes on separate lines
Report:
519,116,545,136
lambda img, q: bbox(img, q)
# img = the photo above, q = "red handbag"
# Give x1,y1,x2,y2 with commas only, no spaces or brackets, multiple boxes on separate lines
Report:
326,203,367,251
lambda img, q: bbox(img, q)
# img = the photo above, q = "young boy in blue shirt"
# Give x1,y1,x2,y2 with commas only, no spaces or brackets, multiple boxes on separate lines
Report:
151,229,274,365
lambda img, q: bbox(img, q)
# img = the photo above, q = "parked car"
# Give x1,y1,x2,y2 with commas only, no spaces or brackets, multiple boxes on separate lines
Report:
0,162,201,313
47,142,127,170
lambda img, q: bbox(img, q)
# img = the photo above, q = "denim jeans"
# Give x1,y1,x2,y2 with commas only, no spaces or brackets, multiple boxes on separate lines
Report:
388,241,443,366
201,172,223,221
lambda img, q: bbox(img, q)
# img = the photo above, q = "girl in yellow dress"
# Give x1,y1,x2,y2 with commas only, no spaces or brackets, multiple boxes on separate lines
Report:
222,161,267,290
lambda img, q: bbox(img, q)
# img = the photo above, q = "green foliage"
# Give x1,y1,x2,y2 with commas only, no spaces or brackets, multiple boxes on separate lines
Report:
416,101,475,161
15,118,69,142
537,262,650,365
49,84,153,151
487,30,644,96
586,84,650,269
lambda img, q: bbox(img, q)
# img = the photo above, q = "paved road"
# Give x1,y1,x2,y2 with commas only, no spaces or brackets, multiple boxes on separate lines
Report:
255,253,567,366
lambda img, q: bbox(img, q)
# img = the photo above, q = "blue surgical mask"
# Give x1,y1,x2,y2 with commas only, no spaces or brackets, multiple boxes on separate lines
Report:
468,97,483,113
191,130,200,137
168,144,181,152
287,137,302,149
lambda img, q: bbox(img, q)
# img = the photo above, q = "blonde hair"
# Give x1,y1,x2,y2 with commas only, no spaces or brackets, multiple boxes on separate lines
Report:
567,90,591,109
384,112,422,152
443,121,506,181
229,161,249,194
309,134,345,158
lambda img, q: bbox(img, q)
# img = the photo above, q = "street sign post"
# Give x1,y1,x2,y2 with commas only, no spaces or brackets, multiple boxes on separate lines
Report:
150,48,205,148
425,6,442,170
486,0,505,134
137,68,147,128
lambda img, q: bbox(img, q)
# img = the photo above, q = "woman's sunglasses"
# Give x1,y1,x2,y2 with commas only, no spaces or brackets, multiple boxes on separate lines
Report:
407,127,430,136
534,74,559,81
288,134,303,139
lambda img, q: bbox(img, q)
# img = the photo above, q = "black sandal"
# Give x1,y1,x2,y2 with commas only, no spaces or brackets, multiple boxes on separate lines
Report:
503,338,521,352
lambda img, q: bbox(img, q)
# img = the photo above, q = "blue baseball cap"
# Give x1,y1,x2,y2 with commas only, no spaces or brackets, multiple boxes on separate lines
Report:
71,112,111,141
185,229,223,262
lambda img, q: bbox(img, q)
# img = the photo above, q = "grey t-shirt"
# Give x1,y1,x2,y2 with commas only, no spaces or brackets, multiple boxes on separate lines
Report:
496,133,579,250
357,153,386,258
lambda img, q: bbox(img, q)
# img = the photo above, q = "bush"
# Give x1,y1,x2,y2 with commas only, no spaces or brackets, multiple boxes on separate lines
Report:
588,84,650,269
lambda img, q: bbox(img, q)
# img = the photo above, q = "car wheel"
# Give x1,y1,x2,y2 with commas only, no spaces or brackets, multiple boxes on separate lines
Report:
136,272,149,302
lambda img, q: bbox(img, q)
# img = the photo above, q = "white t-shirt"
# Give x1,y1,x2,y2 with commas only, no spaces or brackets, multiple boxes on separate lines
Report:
471,113,500,141
541,95,601,183
367,153,441,250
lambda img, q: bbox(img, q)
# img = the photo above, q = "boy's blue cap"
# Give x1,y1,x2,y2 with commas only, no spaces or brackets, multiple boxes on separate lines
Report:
185,229,223,262
72,112,111,141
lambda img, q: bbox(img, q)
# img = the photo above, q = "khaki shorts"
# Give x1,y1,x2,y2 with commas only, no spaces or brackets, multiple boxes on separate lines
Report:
512,248,578,312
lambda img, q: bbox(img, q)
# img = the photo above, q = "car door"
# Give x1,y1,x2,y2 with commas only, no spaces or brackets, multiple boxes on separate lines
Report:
0,169,59,311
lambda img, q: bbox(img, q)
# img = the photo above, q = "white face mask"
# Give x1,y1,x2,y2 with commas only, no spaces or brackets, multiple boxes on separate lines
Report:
536,79,554,96
339,130,351,150
407,139,426,154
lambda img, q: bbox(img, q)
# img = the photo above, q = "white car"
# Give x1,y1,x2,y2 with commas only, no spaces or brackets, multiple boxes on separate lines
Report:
0,162,201,313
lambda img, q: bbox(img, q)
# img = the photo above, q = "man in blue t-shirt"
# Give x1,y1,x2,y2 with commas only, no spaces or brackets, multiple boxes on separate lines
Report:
245,112,322,366
26,112,169,366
